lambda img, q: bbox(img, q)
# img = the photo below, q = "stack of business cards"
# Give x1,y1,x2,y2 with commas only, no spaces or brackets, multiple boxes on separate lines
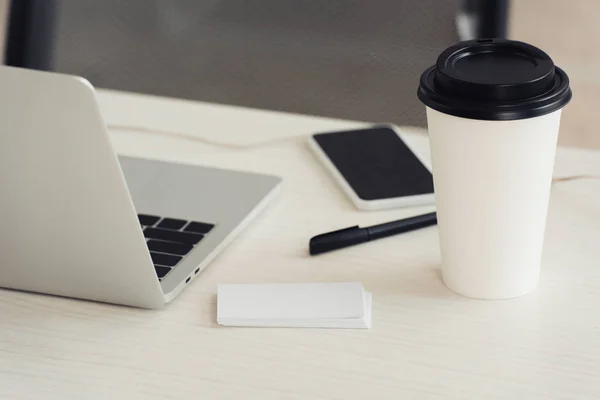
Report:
217,282,372,329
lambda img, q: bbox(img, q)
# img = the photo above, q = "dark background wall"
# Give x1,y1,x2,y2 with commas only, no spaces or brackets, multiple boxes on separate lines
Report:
52,0,460,127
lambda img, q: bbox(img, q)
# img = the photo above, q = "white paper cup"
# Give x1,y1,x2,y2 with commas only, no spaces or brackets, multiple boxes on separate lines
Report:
418,39,572,299
427,107,562,298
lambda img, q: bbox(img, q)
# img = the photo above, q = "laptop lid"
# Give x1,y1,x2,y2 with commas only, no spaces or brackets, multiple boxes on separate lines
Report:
0,66,165,308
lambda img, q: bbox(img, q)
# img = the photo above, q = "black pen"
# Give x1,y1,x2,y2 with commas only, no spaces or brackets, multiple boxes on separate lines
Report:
309,212,437,255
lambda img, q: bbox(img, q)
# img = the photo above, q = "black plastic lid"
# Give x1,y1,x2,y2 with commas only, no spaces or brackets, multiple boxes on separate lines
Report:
418,39,572,121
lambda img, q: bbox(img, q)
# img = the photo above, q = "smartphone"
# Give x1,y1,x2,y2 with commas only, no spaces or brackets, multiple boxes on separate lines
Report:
308,125,434,210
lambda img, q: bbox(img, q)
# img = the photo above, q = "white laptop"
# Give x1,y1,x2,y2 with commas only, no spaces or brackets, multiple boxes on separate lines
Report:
0,66,281,309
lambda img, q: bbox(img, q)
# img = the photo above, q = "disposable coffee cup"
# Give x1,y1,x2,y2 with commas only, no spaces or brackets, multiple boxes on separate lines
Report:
418,39,572,299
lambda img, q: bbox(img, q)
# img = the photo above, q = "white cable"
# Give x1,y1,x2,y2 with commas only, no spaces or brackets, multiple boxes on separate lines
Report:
108,124,600,184
107,124,304,150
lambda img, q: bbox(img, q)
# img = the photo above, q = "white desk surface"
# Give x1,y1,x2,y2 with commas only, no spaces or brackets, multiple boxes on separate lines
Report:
2,89,600,400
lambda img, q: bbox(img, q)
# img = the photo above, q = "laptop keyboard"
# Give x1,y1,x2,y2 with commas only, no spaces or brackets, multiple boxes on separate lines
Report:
138,214,215,280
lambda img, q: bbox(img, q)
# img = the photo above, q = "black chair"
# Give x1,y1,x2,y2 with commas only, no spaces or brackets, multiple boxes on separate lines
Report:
4,0,58,70
462,0,509,39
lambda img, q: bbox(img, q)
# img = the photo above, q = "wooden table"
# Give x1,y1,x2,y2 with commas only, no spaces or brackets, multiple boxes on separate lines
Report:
2,89,600,399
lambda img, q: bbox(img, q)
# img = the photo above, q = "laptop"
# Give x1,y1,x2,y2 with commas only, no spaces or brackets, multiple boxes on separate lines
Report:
0,66,281,309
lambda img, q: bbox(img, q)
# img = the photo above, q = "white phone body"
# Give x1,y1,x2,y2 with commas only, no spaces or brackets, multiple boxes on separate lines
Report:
308,124,435,211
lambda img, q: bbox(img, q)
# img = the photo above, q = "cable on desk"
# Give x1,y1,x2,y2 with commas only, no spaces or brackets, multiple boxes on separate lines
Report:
107,124,600,184
552,175,600,184
107,124,304,149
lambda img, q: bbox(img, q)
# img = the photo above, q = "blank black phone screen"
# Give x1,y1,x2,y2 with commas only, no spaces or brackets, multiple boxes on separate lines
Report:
313,127,434,201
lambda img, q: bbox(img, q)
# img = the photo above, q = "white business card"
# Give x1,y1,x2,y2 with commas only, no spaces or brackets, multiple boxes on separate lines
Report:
217,282,372,329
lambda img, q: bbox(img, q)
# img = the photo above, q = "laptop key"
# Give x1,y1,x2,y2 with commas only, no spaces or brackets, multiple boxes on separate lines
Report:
154,265,172,279
147,240,194,256
139,214,161,226
157,218,187,230
144,227,203,245
150,252,182,267
185,221,215,234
